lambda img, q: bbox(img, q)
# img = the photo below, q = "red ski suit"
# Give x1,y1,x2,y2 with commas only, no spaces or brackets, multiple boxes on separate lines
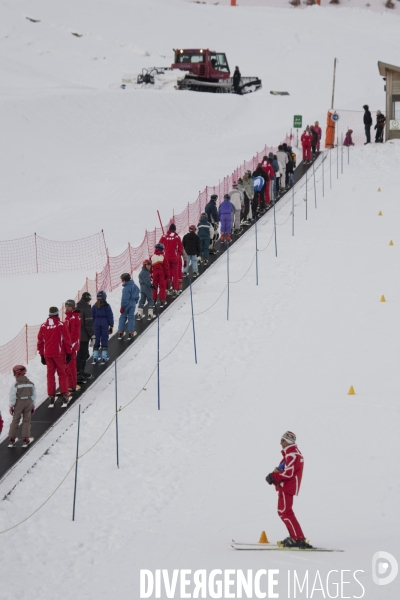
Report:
314,125,322,150
65,309,81,390
273,444,305,540
301,131,312,161
37,317,72,395
261,161,275,205
151,250,170,302
159,231,183,291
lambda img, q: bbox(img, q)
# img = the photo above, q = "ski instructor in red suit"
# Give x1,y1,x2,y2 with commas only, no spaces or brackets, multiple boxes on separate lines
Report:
37,306,72,407
159,223,183,295
266,431,312,549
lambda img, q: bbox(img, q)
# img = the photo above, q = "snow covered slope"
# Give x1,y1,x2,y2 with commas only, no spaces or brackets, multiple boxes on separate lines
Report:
1,0,399,342
1,142,400,599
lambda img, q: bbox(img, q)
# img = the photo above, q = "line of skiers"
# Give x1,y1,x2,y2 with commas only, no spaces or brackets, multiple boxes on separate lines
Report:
300,122,322,163
4,152,305,447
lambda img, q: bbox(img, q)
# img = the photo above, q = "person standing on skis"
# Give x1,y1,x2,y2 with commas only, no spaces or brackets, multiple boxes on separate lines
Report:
137,260,155,321
92,291,114,360
117,273,139,340
265,431,311,549
233,66,241,94
218,194,235,243
151,243,170,308
301,127,312,163
160,224,184,296
8,365,36,448
313,121,322,150
76,291,94,385
37,307,72,408
197,213,213,265
64,299,81,392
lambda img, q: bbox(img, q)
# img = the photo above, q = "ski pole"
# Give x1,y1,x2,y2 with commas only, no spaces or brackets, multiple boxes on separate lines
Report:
72,404,81,521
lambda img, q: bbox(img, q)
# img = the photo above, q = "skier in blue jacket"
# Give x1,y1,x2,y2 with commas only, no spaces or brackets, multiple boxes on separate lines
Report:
118,272,140,340
92,291,114,363
136,260,155,321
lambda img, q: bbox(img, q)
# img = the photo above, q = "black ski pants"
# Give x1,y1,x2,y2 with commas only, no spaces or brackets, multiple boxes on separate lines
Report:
242,193,250,221
77,341,89,375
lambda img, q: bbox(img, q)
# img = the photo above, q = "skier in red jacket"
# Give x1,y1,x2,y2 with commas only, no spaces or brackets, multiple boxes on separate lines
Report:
261,157,275,206
301,127,312,163
266,431,312,548
37,306,72,407
151,243,170,307
64,299,81,392
159,223,183,295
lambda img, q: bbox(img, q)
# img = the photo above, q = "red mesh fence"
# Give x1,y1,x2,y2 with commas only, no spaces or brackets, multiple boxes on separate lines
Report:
0,232,107,276
0,135,290,374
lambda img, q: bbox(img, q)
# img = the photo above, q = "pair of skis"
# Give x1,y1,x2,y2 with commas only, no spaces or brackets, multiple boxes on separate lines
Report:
8,438,34,449
231,540,342,552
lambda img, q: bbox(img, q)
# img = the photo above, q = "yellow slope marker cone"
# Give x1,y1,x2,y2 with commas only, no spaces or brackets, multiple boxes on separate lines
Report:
389,240,394,246
377,187,381,192
348,386,355,395
380,295,386,302
378,211,382,216
259,531,269,544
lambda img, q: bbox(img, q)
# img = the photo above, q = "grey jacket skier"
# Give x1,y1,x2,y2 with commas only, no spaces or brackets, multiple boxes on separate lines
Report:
8,365,36,446
137,261,155,320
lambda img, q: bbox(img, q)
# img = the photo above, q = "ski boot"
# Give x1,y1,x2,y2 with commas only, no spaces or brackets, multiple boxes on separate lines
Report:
160,300,167,308
192,272,198,278
101,349,109,363
69,385,81,393
203,260,208,266
92,348,100,363
61,393,72,407
226,234,231,243
220,233,225,242
136,308,144,320
22,437,34,448
83,371,93,380
8,438,17,448
77,372,87,385
118,331,124,340
147,308,154,320
48,395,56,408
128,332,137,341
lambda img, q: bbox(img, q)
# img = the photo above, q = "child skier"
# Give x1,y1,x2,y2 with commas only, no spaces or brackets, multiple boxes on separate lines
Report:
92,290,114,363
8,365,36,448
182,225,200,278
137,260,155,321
343,129,354,147
151,243,170,308
117,273,140,340
265,431,312,549
218,194,235,243
64,299,81,392
197,213,213,265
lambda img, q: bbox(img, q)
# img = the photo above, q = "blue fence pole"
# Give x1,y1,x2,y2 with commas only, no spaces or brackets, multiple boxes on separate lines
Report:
322,153,325,198
189,278,198,364
72,404,81,522
312,159,317,209
305,169,308,220
292,184,294,236
273,195,278,257
336,137,339,179
115,359,119,469
157,314,160,410
255,212,259,285
227,242,230,321
330,147,332,189
348,143,350,165
341,132,343,174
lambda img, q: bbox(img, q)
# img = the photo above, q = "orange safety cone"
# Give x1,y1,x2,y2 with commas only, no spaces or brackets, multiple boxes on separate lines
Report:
378,211,382,216
348,386,355,395
259,531,269,544
377,187,381,192
380,295,386,302
389,240,394,246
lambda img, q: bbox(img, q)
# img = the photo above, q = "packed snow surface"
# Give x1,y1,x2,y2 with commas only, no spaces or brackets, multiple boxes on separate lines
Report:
0,0,400,598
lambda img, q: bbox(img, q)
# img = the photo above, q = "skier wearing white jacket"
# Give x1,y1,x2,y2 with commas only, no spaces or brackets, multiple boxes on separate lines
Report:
229,183,243,234
276,146,288,192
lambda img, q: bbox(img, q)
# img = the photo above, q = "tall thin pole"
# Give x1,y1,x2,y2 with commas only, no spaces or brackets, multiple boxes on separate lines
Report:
330,147,332,189
312,159,317,208
331,58,337,110
348,143,350,165
305,169,308,220
337,137,339,179
227,242,230,321
322,153,325,198
72,405,81,522
292,184,294,236
255,213,259,284
157,315,160,410
189,279,198,364
115,359,120,468
273,195,278,256
341,132,344,174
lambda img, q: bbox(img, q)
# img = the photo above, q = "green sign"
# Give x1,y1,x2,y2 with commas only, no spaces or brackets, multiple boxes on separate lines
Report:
293,115,302,128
